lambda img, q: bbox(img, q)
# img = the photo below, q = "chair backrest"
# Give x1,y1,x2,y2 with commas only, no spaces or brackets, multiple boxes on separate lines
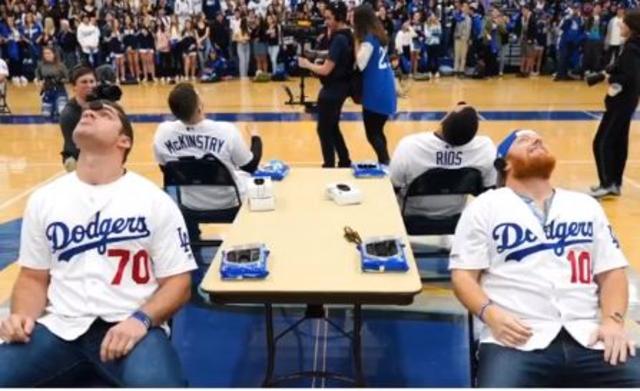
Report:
162,154,242,208
402,167,484,216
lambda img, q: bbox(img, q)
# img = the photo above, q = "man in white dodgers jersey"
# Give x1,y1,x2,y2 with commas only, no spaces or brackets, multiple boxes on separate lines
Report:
450,129,640,387
0,100,197,387
389,102,496,219
153,82,263,241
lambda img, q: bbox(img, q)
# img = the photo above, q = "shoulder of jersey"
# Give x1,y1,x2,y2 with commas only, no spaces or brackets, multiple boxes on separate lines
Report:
30,172,78,200
554,188,600,207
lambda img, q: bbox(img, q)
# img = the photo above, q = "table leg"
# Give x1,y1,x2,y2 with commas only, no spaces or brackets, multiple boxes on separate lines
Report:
352,304,365,387
262,303,276,387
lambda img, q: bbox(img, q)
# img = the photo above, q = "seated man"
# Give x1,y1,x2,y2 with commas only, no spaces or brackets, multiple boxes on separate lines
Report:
389,102,496,218
0,100,197,386
153,82,262,239
450,129,640,387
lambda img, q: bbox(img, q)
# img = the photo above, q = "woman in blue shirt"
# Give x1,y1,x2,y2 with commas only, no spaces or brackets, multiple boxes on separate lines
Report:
353,4,397,165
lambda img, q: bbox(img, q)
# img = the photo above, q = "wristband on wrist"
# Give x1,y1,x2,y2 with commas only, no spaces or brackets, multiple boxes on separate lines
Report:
131,310,152,330
609,311,625,324
478,300,494,323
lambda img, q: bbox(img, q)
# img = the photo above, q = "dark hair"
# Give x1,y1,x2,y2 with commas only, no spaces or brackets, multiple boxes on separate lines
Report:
441,105,479,146
327,1,348,23
623,8,640,36
70,65,96,85
168,83,199,122
353,4,389,46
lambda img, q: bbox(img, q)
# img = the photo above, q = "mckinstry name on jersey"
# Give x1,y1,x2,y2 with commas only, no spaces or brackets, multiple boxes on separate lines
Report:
163,133,227,155
492,218,619,263
46,211,151,262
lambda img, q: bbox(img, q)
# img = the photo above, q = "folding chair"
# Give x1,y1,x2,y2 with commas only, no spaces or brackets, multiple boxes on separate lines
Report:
162,155,242,252
402,167,485,282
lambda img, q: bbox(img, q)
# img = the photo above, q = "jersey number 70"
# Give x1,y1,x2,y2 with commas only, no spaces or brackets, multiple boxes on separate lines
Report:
108,249,151,285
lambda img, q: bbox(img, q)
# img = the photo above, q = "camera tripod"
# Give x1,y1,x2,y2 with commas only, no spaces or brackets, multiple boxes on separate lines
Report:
282,41,317,113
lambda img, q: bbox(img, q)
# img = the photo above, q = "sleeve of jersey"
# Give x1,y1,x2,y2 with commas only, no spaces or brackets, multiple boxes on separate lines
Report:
152,126,168,165
389,138,409,188
149,195,198,278
591,201,627,275
449,197,492,270
229,125,253,168
17,192,52,270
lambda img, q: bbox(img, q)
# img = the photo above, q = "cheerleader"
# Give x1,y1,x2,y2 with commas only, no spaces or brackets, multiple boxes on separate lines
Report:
109,18,126,83
139,19,156,82
123,14,141,81
181,19,198,81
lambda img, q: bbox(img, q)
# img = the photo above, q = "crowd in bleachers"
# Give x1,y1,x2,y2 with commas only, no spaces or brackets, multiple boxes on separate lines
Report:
0,0,639,85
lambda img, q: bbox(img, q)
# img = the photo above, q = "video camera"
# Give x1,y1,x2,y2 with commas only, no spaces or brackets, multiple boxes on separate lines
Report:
281,17,325,42
87,64,122,102
586,64,614,87
42,75,65,92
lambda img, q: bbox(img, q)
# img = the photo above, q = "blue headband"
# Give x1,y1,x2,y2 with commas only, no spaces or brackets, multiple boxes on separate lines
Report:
496,129,537,159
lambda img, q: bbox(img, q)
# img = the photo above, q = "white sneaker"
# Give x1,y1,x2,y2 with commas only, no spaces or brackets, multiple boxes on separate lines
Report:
20,76,27,85
435,72,440,78
11,77,18,85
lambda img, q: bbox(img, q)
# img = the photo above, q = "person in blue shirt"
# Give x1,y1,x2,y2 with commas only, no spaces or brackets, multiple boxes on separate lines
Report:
353,3,397,165
555,3,585,81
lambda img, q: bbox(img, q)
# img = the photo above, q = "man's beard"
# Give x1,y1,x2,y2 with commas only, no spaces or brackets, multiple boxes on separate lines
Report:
509,152,556,180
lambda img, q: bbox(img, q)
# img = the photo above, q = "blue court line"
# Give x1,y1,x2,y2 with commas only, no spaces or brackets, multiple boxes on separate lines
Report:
0,110,638,124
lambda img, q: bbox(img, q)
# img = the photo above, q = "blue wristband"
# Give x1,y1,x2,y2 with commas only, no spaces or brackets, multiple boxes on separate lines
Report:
131,310,152,330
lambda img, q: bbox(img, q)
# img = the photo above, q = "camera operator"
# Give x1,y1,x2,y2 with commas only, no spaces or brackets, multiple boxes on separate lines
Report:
298,1,353,168
59,66,96,172
36,47,69,118
590,9,640,199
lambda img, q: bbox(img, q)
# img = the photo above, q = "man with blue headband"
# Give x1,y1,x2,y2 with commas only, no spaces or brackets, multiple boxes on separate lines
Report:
449,129,640,387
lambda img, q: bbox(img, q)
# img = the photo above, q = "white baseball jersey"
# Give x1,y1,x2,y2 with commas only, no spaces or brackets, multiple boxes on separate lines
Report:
389,132,496,218
17,171,197,341
450,187,627,351
153,119,253,211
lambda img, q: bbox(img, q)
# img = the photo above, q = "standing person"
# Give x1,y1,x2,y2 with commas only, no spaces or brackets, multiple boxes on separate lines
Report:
123,15,141,82
453,2,471,76
583,3,606,75
76,14,100,66
298,1,354,168
156,22,173,83
605,6,626,66
265,13,280,73
232,15,251,78
181,19,198,80
353,4,396,165
425,13,442,78
517,5,536,77
58,19,79,72
35,46,69,118
450,129,640,387
0,99,196,387
590,9,640,199
138,20,156,82
59,66,97,172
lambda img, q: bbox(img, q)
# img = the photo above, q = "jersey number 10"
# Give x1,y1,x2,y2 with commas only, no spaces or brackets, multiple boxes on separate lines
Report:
108,249,151,285
567,250,592,284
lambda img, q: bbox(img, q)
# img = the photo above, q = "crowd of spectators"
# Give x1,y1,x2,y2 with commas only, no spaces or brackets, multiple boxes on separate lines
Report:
0,0,639,86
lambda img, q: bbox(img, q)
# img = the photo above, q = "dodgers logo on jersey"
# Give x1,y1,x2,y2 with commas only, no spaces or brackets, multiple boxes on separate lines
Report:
46,211,151,262
493,220,594,262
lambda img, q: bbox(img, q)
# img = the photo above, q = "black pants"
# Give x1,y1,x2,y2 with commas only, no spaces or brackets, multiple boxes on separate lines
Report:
316,95,351,168
158,52,173,78
362,109,390,165
426,44,440,74
593,96,639,188
583,40,604,73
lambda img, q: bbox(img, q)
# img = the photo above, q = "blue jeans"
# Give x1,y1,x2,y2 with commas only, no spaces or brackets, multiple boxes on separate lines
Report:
0,320,187,387
478,328,640,387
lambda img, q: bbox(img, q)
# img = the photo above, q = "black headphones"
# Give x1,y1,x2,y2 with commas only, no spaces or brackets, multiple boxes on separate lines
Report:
493,157,507,171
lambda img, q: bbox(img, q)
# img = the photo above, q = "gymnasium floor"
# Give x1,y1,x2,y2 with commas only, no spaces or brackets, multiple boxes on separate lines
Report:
0,76,639,386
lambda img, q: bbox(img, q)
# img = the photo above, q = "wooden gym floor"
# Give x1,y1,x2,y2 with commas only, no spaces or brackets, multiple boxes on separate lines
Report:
0,76,639,303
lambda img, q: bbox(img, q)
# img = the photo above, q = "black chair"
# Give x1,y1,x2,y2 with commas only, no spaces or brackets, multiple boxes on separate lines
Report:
162,155,242,250
402,167,485,281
